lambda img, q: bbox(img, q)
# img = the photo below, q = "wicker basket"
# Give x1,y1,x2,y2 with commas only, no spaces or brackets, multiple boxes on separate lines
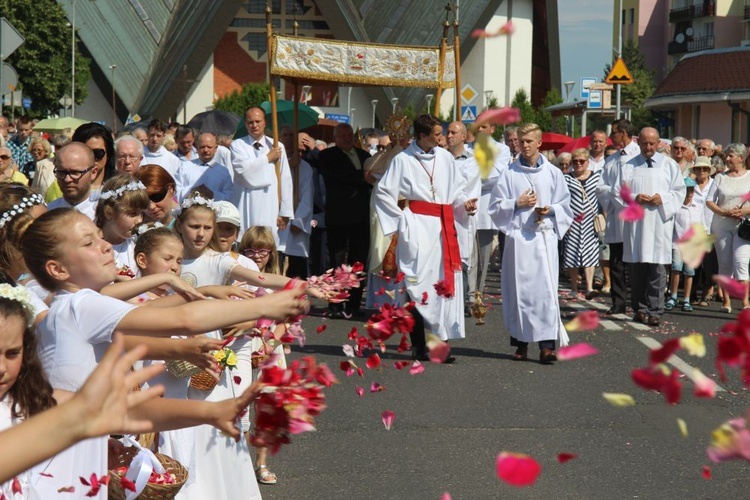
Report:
108,447,187,500
164,359,202,378
189,370,219,391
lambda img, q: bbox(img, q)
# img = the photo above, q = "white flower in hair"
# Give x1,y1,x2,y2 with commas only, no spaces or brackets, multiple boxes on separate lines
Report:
180,194,216,211
0,283,36,327
98,181,147,201
136,221,164,237
0,193,45,229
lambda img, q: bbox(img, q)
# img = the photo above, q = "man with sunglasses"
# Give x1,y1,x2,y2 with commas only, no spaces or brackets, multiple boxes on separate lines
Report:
46,143,98,220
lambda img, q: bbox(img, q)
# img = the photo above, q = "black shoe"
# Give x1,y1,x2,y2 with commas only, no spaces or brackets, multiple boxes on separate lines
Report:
606,307,626,315
633,312,647,324
443,355,456,364
327,310,344,319
411,350,430,361
540,348,557,364
647,315,660,326
345,308,365,318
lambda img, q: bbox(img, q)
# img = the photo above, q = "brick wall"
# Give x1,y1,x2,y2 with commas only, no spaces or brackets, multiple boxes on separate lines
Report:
214,31,268,99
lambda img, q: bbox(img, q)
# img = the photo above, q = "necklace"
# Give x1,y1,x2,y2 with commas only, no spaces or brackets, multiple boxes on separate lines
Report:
416,156,437,201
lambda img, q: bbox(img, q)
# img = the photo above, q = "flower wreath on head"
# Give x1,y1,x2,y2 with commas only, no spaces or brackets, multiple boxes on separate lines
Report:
97,181,147,202
0,283,36,327
136,221,164,237
0,193,45,230
180,194,216,211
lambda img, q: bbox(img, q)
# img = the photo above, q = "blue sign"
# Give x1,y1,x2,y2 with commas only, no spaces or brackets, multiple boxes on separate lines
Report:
588,90,603,110
22,97,31,109
580,77,597,100
461,105,477,123
325,113,350,124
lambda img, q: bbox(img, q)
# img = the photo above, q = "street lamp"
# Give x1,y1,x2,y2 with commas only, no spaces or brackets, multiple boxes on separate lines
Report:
350,108,356,127
371,99,378,128
425,93,434,114
71,0,78,117
390,97,399,113
302,84,312,104
109,65,117,133
564,81,575,136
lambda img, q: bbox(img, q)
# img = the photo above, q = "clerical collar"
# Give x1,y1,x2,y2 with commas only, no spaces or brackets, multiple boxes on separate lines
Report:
519,154,544,168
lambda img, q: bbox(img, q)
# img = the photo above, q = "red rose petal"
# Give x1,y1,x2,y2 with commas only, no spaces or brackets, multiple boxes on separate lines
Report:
556,452,578,464
649,338,681,365
366,353,381,369
316,324,327,334
496,452,542,487
233,375,242,384
121,476,137,492
702,465,712,480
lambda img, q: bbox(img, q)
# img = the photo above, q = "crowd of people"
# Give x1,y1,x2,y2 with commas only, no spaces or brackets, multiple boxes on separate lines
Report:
0,106,748,498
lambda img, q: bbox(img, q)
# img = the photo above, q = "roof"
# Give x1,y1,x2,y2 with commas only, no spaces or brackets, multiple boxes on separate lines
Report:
646,47,750,108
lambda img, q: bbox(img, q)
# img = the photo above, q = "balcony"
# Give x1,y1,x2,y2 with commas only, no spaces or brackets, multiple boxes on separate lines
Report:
669,2,715,23
687,35,714,52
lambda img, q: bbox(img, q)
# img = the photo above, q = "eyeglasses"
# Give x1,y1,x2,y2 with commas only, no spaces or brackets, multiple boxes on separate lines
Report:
0,155,10,161
91,148,107,161
148,187,171,203
117,154,141,162
571,159,587,164
242,248,271,258
53,165,95,180
673,146,687,151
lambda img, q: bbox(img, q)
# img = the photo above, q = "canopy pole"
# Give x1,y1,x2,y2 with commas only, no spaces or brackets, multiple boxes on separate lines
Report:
292,17,300,210
434,6,451,119
453,4,461,122
266,3,281,206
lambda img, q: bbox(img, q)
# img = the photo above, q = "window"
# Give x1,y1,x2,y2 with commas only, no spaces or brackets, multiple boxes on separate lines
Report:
630,8,635,24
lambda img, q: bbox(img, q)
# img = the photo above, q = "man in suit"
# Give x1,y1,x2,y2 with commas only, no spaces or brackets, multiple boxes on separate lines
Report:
310,123,371,317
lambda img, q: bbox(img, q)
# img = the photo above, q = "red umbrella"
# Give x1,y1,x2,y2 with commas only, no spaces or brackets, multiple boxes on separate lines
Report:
558,135,613,154
540,132,573,150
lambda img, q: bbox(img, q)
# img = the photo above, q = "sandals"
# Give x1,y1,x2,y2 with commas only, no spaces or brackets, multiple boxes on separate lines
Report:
255,465,278,485
720,306,733,314
682,302,693,312
664,297,677,310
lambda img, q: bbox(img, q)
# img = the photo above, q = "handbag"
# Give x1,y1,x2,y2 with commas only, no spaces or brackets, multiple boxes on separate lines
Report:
578,177,606,234
738,218,750,241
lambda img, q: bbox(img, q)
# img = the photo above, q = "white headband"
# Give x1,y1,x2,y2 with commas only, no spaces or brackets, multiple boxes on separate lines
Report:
0,284,36,327
98,181,147,202
0,193,45,230
180,195,216,211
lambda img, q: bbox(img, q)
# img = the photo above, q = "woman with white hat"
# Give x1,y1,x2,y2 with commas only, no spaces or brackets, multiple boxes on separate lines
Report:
690,156,719,306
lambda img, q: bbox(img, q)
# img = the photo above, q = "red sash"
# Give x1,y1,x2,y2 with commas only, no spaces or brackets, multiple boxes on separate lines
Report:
408,200,461,295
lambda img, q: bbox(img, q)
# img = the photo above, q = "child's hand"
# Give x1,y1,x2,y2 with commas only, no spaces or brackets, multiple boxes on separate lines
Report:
209,381,262,441
168,275,207,301
179,337,224,371
263,287,310,321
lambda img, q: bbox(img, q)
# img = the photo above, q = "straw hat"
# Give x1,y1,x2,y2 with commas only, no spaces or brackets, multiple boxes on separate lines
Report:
690,156,716,176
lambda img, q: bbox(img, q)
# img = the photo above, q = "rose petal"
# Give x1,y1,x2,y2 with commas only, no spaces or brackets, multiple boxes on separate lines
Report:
233,375,242,384
693,368,717,398
677,418,688,437
574,213,586,223
702,465,712,480
421,291,429,305
441,493,452,500
557,343,599,361
355,386,364,398
619,202,645,222
649,338,681,365
620,183,635,204
496,452,542,487
121,476,137,492
426,334,450,363
564,311,599,332
342,344,355,357
316,324,327,334
713,275,749,299
556,453,577,464
679,333,706,358
473,133,497,180
58,487,76,493
370,382,386,393
409,361,425,375
602,392,636,406
677,224,714,268
475,106,521,127
393,361,410,370
381,410,395,430
12,477,21,494
366,353,381,370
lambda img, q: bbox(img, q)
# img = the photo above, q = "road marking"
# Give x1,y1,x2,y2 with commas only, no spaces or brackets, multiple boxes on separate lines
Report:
627,322,651,331
566,302,584,310
586,301,610,311
599,319,623,331
636,336,726,392
611,313,631,321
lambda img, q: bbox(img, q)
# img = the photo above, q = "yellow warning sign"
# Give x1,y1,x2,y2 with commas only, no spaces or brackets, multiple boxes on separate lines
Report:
605,57,634,85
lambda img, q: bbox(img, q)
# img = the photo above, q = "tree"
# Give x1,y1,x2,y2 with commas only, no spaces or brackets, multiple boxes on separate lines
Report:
603,39,657,130
536,88,565,133
213,82,271,116
1,0,91,117
511,89,536,125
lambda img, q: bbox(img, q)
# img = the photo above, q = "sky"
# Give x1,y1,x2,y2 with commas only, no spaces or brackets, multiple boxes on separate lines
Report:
557,0,614,100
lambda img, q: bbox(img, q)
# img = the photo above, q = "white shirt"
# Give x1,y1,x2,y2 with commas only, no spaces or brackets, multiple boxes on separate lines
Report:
46,194,97,220
143,145,183,180
177,158,234,202
181,250,239,287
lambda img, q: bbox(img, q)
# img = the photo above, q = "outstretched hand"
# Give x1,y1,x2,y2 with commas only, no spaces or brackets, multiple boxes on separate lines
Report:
209,381,263,441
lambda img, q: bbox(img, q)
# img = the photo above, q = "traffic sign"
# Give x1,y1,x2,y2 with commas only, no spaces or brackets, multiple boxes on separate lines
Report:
605,57,634,85
587,90,603,109
580,78,597,100
461,105,477,123
325,113,350,124
461,84,478,105
1,63,17,91
22,97,31,109
1,18,25,60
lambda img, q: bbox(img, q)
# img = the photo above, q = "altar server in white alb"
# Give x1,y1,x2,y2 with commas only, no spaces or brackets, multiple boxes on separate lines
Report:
277,125,314,278
142,119,182,180
489,123,573,364
614,127,685,326
375,114,477,362
231,106,294,240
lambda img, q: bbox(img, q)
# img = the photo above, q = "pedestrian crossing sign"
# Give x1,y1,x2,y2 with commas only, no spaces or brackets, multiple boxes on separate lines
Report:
461,105,477,123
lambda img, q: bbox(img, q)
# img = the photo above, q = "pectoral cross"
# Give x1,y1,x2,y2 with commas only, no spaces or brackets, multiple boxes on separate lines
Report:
430,184,437,201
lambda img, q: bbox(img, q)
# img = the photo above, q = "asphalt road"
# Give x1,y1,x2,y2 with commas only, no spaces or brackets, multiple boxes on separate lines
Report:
260,272,750,500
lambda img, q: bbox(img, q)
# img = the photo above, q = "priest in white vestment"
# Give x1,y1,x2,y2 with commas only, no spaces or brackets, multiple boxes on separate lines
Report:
613,127,685,325
142,119,182,181
375,115,477,362
489,123,573,364
230,107,294,241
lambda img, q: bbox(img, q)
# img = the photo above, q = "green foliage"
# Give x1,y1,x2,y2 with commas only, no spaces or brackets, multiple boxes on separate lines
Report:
214,82,271,116
603,39,657,130
511,89,536,125
538,88,565,133
1,0,91,116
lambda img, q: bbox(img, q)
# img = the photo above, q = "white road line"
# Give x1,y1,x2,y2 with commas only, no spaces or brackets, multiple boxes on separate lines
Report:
566,302,585,310
585,301,610,311
636,336,726,392
626,322,652,331
611,313,632,321
599,319,623,331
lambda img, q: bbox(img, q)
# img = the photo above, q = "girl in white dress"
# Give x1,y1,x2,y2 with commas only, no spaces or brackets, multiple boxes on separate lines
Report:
18,208,310,498
95,175,151,278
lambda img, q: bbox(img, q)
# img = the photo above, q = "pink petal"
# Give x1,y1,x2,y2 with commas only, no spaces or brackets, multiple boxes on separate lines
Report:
619,202,645,222
366,353,382,369
702,465,712,480
564,310,599,332
381,410,395,430
557,343,599,361
574,213,586,223
496,452,542,487
370,382,386,393
409,361,425,375
556,452,578,464
426,336,451,364
441,494,452,500
342,344,355,357
355,386,364,398
620,183,635,204
475,106,521,127
499,20,515,35
713,275,749,299
693,369,717,398
393,361,410,370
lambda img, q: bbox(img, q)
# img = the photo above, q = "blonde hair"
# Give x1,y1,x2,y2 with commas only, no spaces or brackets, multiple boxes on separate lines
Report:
21,208,83,291
571,148,589,161
518,123,542,141
162,133,176,152
238,226,279,274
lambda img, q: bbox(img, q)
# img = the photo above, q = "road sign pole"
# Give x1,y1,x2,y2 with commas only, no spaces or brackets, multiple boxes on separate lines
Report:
616,0,622,119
